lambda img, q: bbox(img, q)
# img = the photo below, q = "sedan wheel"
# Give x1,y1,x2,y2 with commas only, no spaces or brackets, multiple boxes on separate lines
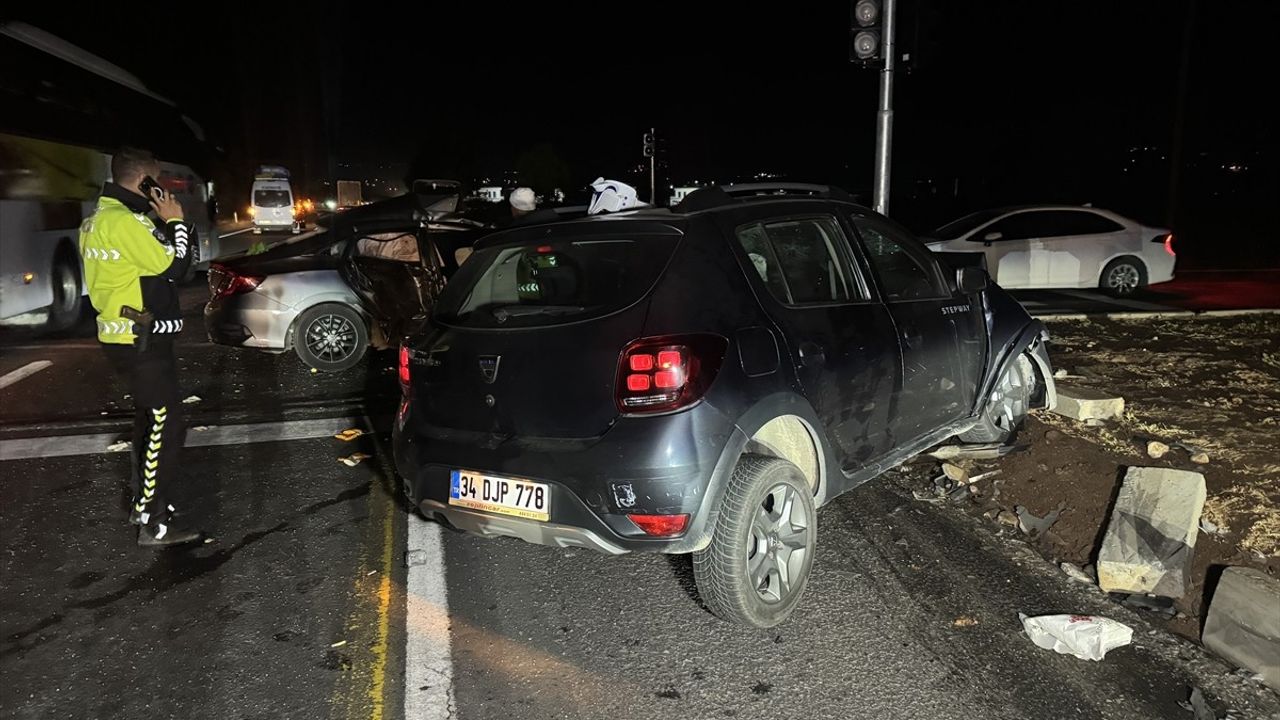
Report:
1101,257,1147,297
294,303,369,372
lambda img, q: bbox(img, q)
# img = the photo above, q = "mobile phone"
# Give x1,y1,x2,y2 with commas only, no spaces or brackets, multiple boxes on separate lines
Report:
138,175,165,201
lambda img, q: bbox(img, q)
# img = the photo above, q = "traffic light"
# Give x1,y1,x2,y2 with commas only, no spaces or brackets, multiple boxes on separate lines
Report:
849,0,883,66
642,132,655,158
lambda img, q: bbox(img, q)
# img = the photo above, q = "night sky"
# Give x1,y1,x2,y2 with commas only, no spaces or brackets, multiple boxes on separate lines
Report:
17,1,1277,242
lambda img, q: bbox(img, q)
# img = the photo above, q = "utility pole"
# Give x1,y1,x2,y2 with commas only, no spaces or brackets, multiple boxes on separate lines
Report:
872,0,896,215
644,128,657,205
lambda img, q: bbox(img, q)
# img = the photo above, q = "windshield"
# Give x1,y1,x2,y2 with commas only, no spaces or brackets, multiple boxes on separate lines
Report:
435,233,680,329
933,209,1006,240
254,189,292,208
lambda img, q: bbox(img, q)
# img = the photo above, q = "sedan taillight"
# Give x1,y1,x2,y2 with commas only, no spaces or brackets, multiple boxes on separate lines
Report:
209,264,263,300
1151,233,1176,257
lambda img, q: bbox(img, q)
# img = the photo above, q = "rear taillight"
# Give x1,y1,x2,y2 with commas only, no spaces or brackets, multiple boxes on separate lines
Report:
209,264,263,300
628,513,690,537
398,344,411,391
616,334,727,414
1152,233,1176,257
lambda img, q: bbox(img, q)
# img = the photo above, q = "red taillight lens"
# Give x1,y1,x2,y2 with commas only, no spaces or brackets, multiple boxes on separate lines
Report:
1164,234,1176,256
209,264,263,300
398,344,411,390
627,513,690,537
616,334,727,414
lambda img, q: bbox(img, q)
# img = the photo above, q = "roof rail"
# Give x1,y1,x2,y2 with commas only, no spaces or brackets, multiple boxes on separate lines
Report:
676,183,859,212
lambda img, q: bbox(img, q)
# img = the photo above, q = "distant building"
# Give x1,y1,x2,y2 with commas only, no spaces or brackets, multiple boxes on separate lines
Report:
475,186,504,203
669,186,702,206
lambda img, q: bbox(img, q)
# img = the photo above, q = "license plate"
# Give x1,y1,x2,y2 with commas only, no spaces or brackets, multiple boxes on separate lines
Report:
448,470,549,522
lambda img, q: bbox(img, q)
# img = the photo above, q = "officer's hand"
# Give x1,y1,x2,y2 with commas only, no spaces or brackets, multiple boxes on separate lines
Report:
150,189,184,222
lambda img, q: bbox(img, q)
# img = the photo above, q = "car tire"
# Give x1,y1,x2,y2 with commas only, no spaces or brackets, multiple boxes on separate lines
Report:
45,244,83,332
293,303,368,372
960,353,1034,444
1100,256,1147,297
693,454,817,628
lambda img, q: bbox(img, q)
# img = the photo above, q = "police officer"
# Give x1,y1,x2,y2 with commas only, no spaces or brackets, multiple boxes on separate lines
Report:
82,147,201,547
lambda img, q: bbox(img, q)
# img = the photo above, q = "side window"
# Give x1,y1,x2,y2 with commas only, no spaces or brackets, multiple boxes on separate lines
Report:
734,217,863,305
1055,211,1126,235
978,212,1054,241
852,217,946,301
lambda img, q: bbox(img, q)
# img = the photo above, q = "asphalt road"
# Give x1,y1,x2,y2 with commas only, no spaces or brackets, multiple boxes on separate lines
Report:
3,260,1280,719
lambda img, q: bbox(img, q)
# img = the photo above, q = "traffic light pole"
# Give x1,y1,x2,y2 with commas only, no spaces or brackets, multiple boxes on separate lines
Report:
649,127,657,205
872,0,896,215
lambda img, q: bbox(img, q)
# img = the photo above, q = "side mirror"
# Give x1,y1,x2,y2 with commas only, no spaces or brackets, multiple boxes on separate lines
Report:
957,266,988,294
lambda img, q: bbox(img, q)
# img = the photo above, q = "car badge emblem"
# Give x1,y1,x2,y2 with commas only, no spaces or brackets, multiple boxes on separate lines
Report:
478,355,501,384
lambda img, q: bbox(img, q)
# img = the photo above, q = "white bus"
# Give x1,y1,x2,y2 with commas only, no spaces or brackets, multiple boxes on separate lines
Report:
0,22,218,331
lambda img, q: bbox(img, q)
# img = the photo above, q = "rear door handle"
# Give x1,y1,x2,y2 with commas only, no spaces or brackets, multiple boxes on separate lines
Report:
798,342,826,367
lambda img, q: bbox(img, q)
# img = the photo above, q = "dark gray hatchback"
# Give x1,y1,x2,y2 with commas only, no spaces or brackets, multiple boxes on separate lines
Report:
393,184,1057,627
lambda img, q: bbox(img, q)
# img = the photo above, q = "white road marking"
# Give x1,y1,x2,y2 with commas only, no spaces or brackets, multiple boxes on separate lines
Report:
405,514,454,720
219,227,254,238
0,416,363,462
1054,289,1172,311
0,360,52,390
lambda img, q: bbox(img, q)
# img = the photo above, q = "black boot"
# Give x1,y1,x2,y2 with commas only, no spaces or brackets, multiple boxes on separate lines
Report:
129,504,176,526
137,522,202,547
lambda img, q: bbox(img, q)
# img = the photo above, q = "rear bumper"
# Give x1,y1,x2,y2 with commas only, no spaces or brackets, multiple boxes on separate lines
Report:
203,296,294,350
393,399,744,555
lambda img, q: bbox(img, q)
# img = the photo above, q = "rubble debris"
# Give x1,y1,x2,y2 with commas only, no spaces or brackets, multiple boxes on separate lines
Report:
1053,368,1069,379
333,428,365,442
1202,567,1280,692
1191,452,1210,465
182,394,202,404
1199,519,1221,536
911,490,944,504
106,440,130,452
1117,593,1177,617
1060,562,1096,585
1015,502,1066,538
952,616,979,627
1147,440,1171,459
1177,687,1217,720
942,462,969,483
997,510,1019,528
190,425,211,432
926,443,1029,461
1097,467,1206,598
1052,385,1125,422
338,452,372,467
1019,613,1133,661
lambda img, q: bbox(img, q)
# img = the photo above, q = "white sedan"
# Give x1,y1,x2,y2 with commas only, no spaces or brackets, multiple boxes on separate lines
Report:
925,206,1176,295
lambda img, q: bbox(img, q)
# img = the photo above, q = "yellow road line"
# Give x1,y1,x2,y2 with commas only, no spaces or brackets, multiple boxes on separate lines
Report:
368,493,395,720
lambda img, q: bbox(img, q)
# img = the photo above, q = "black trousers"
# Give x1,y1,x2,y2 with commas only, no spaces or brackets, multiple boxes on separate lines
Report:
103,337,185,525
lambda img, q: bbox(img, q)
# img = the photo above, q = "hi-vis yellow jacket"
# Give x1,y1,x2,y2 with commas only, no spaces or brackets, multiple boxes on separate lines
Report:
80,183,195,345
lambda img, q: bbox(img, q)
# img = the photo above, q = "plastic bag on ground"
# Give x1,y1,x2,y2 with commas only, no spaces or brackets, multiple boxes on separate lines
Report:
1019,613,1133,661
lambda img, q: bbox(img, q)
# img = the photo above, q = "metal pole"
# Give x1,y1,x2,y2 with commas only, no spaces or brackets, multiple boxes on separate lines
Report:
649,127,657,205
872,0,896,215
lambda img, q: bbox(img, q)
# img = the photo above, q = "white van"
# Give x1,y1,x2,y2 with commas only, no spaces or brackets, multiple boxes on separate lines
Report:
251,166,297,234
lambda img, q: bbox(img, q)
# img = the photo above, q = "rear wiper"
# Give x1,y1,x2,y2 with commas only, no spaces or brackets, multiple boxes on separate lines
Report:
491,305,585,323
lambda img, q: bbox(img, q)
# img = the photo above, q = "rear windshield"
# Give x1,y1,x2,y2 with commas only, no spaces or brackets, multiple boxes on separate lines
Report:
254,189,291,207
434,234,680,328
